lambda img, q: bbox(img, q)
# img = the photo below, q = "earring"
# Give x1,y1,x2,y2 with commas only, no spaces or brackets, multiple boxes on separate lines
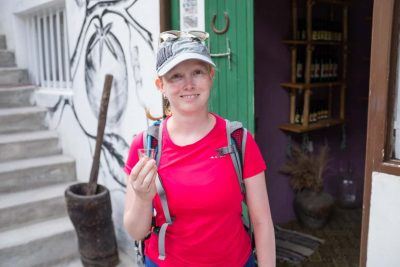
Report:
162,93,167,99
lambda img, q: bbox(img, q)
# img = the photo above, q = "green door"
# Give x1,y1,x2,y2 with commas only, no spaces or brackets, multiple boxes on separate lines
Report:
171,0,255,132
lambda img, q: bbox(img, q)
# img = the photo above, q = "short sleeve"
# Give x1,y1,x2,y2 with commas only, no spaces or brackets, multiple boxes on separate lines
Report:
123,131,144,175
243,132,267,179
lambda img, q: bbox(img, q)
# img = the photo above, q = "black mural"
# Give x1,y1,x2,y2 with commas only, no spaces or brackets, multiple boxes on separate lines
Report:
49,0,154,188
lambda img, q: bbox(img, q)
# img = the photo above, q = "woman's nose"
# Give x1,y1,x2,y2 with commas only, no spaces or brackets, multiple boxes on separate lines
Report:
183,76,195,89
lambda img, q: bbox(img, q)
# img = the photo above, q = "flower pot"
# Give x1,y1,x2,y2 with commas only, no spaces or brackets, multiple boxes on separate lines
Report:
65,183,119,267
293,190,334,229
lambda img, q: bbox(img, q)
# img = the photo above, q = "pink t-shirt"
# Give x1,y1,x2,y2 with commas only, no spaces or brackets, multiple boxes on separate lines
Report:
124,114,266,267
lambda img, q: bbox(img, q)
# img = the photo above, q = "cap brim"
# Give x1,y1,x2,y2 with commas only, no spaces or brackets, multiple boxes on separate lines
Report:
157,53,216,76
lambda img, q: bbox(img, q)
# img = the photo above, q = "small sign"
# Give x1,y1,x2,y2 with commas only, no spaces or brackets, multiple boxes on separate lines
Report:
180,0,205,32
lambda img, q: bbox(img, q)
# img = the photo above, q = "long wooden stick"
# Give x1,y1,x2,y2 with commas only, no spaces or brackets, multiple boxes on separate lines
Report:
87,74,113,195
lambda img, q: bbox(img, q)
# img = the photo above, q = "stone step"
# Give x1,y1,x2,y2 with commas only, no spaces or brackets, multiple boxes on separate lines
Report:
0,217,78,267
0,67,29,86
0,50,16,67
0,130,61,162
0,182,72,231
0,35,6,50
0,85,35,108
0,155,76,193
58,250,136,267
0,106,47,134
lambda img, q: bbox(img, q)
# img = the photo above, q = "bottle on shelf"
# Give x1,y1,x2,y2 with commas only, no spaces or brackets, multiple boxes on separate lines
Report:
326,48,333,81
295,106,303,124
320,49,327,82
297,19,306,40
295,91,304,124
332,49,339,81
296,49,305,83
321,19,328,41
335,20,342,41
312,19,319,40
313,49,321,82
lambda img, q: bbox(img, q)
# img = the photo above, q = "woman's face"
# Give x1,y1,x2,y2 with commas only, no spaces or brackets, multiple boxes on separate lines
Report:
156,59,214,116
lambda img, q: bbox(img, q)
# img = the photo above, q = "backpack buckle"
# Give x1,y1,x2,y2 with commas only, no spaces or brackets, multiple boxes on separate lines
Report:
216,145,235,156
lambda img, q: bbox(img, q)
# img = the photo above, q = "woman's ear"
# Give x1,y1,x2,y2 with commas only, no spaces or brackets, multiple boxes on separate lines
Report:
210,67,215,79
155,77,164,92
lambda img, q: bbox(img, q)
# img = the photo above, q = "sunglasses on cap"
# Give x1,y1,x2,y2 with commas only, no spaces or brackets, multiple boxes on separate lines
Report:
159,30,209,44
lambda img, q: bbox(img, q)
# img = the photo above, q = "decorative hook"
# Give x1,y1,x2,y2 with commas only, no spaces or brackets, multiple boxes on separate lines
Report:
209,38,232,69
211,12,230,34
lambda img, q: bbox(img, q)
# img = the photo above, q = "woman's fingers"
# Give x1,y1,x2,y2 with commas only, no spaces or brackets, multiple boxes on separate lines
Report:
129,157,148,181
142,167,157,192
129,157,157,194
135,158,156,184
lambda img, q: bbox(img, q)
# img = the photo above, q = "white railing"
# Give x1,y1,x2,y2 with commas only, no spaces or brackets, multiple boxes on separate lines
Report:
25,6,71,89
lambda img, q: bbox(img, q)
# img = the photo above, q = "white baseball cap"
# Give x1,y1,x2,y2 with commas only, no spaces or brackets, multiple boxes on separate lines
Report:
156,33,215,76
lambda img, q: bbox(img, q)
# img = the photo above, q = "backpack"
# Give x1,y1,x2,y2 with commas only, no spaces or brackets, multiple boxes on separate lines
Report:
134,119,254,264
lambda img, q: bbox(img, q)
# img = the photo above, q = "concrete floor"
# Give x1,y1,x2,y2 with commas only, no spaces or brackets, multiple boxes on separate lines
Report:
277,206,362,267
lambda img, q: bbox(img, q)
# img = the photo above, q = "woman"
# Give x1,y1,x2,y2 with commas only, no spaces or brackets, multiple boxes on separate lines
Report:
124,31,275,267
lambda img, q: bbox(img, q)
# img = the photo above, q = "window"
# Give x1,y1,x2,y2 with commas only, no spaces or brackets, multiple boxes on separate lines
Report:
26,6,71,89
389,6,400,160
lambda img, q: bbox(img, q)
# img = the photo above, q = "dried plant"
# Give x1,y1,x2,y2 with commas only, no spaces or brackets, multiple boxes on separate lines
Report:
281,144,330,193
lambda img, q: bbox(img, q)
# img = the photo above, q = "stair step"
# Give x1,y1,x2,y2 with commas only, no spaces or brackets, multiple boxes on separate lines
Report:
0,35,6,50
0,85,35,108
0,106,47,134
56,250,135,267
0,217,78,267
0,130,61,162
0,67,29,86
0,155,76,193
0,182,73,231
0,50,16,67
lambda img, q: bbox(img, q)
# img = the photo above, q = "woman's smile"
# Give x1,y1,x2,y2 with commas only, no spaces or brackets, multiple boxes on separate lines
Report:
180,93,200,99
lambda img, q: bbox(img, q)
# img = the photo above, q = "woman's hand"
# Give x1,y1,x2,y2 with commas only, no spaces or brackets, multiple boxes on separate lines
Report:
128,157,157,202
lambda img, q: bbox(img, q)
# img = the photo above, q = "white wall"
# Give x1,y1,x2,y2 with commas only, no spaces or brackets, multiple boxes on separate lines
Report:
0,0,66,67
1,0,163,257
367,172,400,267
0,0,19,51
62,0,161,256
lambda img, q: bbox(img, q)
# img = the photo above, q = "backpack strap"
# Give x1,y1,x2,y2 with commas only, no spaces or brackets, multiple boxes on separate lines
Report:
225,120,254,247
143,120,172,260
225,119,246,193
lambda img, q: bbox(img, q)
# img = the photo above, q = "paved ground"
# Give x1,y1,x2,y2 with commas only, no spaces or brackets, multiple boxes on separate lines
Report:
63,207,361,267
277,206,362,267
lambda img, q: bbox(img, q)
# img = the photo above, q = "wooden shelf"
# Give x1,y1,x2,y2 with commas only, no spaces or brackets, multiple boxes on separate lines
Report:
279,119,345,133
283,40,344,46
281,82,344,90
281,0,348,134
315,0,351,6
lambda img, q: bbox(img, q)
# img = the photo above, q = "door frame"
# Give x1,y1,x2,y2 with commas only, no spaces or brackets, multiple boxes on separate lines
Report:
361,0,400,266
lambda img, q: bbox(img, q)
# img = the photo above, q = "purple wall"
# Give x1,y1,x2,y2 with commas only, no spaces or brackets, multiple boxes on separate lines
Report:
254,0,373,223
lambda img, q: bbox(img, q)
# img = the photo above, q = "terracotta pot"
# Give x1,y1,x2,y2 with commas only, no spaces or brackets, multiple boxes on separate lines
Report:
293,190,334,229
65,183,119,267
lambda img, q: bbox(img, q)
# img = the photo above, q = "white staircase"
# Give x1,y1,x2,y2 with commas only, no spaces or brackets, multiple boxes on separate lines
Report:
0,35,80,267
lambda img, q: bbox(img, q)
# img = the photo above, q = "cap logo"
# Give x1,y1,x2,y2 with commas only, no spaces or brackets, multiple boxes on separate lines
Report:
156,45,173,70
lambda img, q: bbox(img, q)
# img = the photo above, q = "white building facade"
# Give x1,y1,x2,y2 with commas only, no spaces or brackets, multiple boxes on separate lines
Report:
0,0,163,256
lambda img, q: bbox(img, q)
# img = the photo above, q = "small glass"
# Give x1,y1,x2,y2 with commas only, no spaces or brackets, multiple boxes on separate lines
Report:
138,148,156,159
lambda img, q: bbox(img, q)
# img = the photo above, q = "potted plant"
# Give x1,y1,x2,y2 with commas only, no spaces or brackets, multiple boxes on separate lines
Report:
65,75,119,266
281,143,334,229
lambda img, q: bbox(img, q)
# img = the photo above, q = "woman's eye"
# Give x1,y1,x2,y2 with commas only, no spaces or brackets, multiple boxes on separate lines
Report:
170,74,183,80
193,69,206,76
